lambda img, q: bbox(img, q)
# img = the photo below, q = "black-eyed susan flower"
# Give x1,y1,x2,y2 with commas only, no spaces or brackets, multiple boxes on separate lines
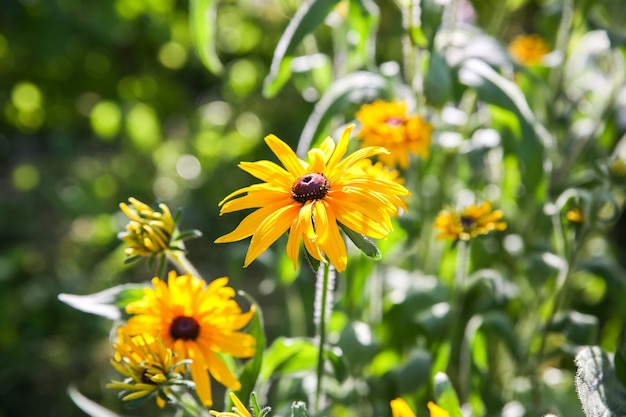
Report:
355,100,432,169
390,398,451,417
121,271,256,407
508,34,550,66
106,329,186,408
214,125,410,272
119,197,175,257
434,201,507,241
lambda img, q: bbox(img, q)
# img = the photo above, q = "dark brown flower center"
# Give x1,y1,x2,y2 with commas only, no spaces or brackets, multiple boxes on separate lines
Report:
460,216,476,228
170,316,200,340
291,173,330,204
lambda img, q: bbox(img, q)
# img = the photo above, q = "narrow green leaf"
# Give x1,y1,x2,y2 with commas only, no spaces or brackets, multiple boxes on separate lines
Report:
433,372,463,417
189,0,223,74
67,385,125,417
296,71,389,156
424,51,452,108
263,0,342,98
575,346,626,417
58,284,147,320
339,223,381,260
260,337,318,381
232,293,266,408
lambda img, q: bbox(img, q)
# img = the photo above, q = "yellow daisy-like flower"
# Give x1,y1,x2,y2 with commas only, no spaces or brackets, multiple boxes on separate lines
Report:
106,329,182,408
214,124,410,272
210,392,252,417
390,398,451,417
355,100,433,169
121,271,256,407
508,34,550,66
119,197,175,257
434,201,507,241
355,159,405,185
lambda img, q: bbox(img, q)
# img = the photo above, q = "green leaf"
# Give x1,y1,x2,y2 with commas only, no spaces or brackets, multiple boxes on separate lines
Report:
424,51,453,108
232,293,266,408
189,0,223,74
339,223,381,260
549,311,599,346
291,401,310,417
574,346,626,417
260,337,318,381
67,385,124,417
345,0,379,71
433,372,463,417
263,0,342,98
297,71,389,155
58,283,146,320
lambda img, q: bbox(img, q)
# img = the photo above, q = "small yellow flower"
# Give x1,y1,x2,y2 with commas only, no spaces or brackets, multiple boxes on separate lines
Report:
508,34,550,66
390,398,451,417
566,208,585,224
210,392,252,417
119,197,175,257
427,401,451,417
215,124,410,272
434,201,507,241
106,329,183,408
121,271,256,407
355,100,432,169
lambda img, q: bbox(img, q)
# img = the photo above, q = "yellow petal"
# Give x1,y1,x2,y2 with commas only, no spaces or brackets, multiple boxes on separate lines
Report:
188,344,213,406
326,124,354,171
265,134,306,177
244,204,300,266
205,349,241,390
239,160,294,188
319,205,347,272
390,398,417,417
215,202,291,243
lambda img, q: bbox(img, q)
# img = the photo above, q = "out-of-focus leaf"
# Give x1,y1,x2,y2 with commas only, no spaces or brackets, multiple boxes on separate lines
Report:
433,372,463,417
424,51,453,108
549,311,599,346
574,346,626,417
345,0,379,71
326,347,349,382
339,223,382,260
263,0,342,98
232,294,266,409
386,349,432,394
260,337,317,381
297,71,389,155
189,0,223,74
68,385,125,417
337,321,378,371
58,284,146,320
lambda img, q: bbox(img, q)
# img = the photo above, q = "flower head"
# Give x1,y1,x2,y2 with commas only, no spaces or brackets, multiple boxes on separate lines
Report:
106,329,184,408
434,201,507,241
566,208,585,224
215,125,410,272
355,100,432,168
508,34,550,66
121,271,256,406
119,197,175,257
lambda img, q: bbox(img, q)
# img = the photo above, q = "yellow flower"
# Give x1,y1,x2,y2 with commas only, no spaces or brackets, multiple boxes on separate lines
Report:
119,197,175,257
427,401,451,417
215,124,410,272
566,208,584,224
355,159,405,185
121,271,256,406
508,34,550,66
106,329,182,408
434,201,507,241
355,100,432,169
210,392,252,417
390,398,451,417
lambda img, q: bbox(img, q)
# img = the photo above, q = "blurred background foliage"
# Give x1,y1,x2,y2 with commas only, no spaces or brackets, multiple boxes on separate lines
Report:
3,0,626,416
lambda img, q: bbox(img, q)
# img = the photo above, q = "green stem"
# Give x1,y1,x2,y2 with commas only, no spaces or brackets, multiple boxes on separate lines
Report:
166,249,203,279
169,389,208,417
314,262,333,412
445,239,470,400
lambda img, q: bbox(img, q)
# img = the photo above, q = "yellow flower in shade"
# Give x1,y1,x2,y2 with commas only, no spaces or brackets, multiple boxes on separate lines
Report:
427,401,451,417
390,398,451,417
566,208,584,224
210,392,252,417
121,271,256,407
508,34,550,66
355,100,432,169
214,125,410,272
434,201,507,241
106,329,184,408
119,197,175,257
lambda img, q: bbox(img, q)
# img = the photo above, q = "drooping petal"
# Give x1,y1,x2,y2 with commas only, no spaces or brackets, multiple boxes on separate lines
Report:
320,205,347,272
244,203,301,266
188,343,213,406
238,160,295,188
204,349,241,390
215,201,292,243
